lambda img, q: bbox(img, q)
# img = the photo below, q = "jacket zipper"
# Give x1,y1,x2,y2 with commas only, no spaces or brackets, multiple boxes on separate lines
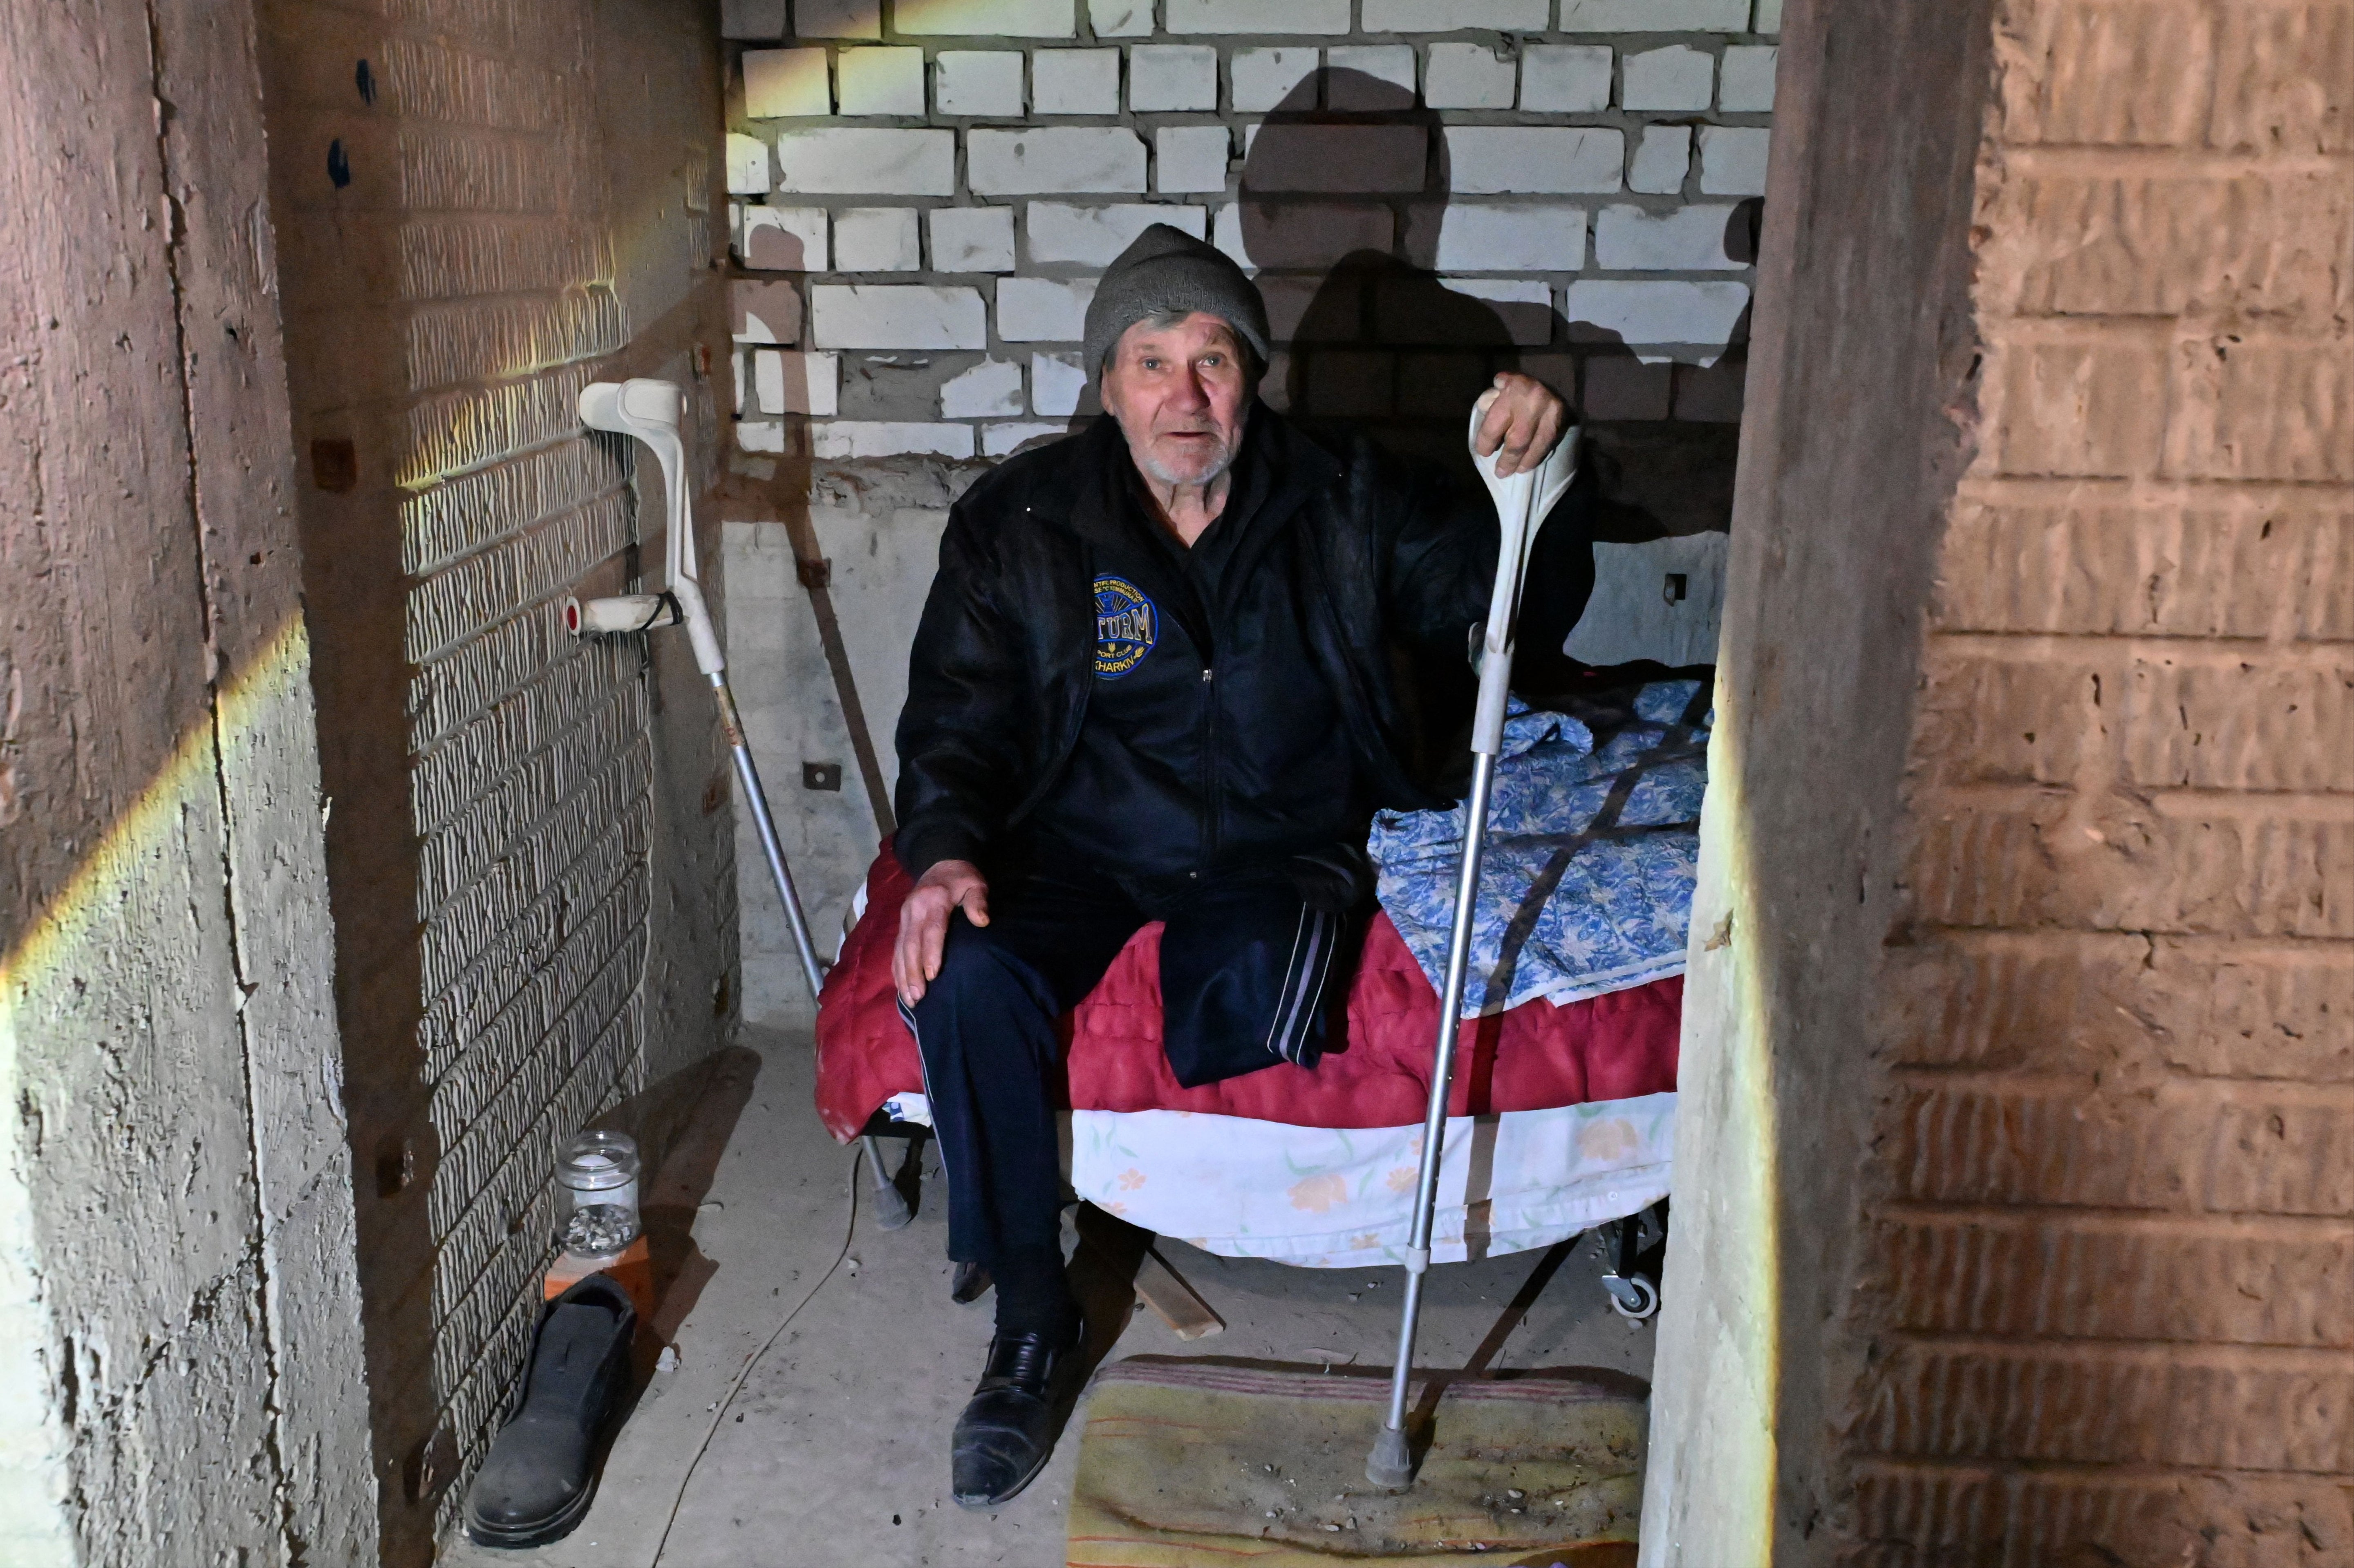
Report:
1201,662,1219,868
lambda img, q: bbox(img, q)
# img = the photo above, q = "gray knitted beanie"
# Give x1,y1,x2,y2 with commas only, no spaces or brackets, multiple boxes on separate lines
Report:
1082,223,1270,384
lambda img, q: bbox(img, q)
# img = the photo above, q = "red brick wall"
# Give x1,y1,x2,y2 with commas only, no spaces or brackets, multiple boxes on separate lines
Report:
1861,0,2350,1560
1642,1,2349,1563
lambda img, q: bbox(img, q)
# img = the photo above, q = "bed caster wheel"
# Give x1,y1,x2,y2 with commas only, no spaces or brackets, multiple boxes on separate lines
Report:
1603,1272,1659,1321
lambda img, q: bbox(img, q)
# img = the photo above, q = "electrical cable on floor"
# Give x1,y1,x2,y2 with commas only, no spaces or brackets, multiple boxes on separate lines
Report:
647,1143,865,1567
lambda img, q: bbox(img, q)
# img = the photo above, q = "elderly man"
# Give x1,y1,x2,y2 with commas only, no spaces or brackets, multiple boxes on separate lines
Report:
892,225,1583,1506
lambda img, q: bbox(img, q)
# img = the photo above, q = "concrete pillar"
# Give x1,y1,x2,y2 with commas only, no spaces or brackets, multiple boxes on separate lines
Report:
0,0,374,1561
1644,0,2352,1562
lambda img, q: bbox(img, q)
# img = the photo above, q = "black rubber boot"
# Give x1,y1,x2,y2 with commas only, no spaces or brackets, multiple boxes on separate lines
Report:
949,1322,1085,1509
463,1273,637,1547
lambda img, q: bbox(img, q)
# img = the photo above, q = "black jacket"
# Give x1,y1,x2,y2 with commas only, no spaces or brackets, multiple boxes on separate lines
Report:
892,407,1592,881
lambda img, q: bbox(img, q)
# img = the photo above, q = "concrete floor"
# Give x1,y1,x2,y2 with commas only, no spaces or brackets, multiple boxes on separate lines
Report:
441,1024,1657,1566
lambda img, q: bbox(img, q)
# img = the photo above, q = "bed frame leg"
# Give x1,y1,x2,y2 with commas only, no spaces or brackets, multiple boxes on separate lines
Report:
1133,1246,1223,1341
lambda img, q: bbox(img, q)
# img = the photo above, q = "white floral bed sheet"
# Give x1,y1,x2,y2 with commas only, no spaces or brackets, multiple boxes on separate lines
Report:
880,1090,1674,1268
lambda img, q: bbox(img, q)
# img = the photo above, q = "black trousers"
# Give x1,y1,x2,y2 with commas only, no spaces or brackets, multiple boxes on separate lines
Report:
900,861,1351,1267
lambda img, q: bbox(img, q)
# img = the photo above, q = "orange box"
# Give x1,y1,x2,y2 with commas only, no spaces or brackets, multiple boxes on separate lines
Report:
543,1236,654,1322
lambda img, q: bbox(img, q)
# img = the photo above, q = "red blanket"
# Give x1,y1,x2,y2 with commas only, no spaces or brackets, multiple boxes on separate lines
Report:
813,850,1682,1143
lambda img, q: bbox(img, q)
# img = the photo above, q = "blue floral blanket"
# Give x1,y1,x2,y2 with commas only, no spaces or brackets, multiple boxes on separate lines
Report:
1368,680,1711,1017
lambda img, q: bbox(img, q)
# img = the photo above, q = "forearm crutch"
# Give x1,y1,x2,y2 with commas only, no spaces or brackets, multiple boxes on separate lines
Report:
570,381,909,1228
1366,403,1578,1490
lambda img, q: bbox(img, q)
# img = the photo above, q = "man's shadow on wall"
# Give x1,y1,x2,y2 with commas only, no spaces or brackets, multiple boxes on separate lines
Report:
1237,69,1744,543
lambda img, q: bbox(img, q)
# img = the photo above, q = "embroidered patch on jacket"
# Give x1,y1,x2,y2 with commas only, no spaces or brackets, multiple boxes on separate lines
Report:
1092,575,1158,679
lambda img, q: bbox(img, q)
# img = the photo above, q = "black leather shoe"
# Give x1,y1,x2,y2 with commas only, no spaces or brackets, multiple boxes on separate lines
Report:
950,1322,1084,1509
463,1274,636,1547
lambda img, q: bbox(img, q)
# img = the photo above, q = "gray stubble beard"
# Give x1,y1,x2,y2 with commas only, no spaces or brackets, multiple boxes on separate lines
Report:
1120,394,1251,490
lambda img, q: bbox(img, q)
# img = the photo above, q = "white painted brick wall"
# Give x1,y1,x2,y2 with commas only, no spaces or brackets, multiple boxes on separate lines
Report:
1719,45,1778,111
1561,0,1748,27
1325,45,1416,102
1231,47,1320,112
934,51,1024,117
1129,45,1219,112
833,206,921,270
1564,279,1750,347
725,0,1778,456
1033,48,1120,114
1437,204,1588,273
1028,202,1208,265
755,348,840,414
1520,45,1613,112
1594,204,1748,271
1032,351,1087,416
1167,0,1351,35
812,421,976,457
929,206,1015,271
938,358,1026,418
968,128,1147,193
893,0,1073,38
996,276,1097,341
744,48,829,118
1623,46,1716,111
1698,125,1772,195
1154,125,1231,193
775,128,953,194
1425,43,1518,110
1447,127,1625,193
836,46,923,116
795,0,881,39
1364,0,1548,29
726,132,769,194
743,204,828,271
1630,126,1693,194
810,283,987,348
985,421,1070,456
1090,0,1153,39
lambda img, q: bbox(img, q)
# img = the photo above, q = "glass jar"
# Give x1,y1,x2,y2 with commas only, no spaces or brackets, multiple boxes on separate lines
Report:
557,1130,642,1258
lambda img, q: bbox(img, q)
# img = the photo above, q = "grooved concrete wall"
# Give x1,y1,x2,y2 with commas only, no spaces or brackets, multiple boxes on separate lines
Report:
1644,0,2352,1563
0,1,374,1562
255,2,735,1558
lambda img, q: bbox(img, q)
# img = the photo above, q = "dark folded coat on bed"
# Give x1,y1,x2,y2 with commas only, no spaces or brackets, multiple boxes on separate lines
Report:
891,404,1597,884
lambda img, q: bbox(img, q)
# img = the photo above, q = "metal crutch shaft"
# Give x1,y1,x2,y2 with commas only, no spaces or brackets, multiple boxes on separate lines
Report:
712,674,826,1000
1367,748,1499,1489
1367,401,1575,1490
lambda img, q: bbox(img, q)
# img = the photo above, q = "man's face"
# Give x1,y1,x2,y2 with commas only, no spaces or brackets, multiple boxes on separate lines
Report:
1099,313,1253,488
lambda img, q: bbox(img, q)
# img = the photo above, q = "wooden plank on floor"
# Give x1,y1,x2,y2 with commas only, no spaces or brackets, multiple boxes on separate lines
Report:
1134,1246,1223,1340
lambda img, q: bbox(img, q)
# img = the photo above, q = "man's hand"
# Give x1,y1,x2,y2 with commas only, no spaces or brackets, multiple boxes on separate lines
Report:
1472,372,1568,479
894,858,990,1007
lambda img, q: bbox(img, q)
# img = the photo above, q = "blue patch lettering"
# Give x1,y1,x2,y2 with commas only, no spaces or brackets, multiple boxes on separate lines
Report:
1093,575,1158,679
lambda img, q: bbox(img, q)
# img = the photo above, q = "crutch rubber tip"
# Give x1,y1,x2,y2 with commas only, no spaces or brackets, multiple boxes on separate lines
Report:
863,1138,914,1230
1365,1425,1416,1490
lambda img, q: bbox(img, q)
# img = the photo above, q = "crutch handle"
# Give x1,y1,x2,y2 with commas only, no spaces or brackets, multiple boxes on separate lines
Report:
1464,407,1579,754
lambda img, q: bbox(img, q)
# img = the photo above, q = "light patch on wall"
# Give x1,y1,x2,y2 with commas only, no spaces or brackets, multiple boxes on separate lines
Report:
0,615,317,1566
1640,676,1781,1568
